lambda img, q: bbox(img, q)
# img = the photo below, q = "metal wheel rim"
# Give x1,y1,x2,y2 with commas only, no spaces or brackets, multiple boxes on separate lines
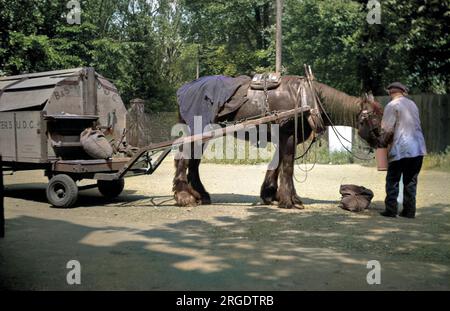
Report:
51,182,67,201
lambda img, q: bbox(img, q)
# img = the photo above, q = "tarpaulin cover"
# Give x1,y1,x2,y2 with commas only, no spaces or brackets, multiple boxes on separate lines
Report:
177,75,250,134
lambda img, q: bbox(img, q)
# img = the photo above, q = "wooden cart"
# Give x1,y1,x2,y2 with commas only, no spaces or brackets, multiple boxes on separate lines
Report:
0,68,309,207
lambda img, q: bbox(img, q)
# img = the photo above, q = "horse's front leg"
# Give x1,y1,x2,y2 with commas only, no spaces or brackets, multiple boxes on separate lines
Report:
277,133,304,209
173,145,201,206
260,144,281,204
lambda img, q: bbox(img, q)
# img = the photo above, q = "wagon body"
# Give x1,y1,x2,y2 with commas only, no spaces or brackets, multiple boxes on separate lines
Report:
0,110,45,164
0,67,127,168
0,67,138,207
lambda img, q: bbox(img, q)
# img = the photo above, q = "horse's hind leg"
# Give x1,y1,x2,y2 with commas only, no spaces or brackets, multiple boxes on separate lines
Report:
173,147,201,206
188,158,211,205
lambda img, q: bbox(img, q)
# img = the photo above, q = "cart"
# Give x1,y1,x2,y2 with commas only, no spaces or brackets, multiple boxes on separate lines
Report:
0,67,132,207
1,67,309,208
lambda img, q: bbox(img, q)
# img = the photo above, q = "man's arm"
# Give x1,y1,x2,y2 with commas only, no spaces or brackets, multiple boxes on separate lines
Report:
378,130,394,148
377,103,397,148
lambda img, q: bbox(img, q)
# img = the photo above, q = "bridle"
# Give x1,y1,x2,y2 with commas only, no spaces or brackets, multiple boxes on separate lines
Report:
358,103,382,144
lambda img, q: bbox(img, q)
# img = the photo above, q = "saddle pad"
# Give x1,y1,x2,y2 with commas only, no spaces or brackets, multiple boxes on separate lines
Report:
177,75,250,134
217,79,251,117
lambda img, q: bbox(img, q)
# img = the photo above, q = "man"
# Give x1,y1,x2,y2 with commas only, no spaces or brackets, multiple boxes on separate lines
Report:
378,82,426,218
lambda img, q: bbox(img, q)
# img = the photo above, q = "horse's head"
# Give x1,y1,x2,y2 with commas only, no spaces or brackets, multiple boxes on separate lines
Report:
357,93,383,149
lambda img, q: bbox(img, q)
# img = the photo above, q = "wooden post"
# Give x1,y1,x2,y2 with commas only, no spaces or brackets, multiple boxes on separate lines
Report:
275,0,284,74
1,155,4,238
196,45,200,79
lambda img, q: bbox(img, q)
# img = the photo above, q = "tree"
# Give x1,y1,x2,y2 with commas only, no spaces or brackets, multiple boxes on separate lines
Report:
181,0,276,77
1,0,448,110
354,0,449,94
283,0,363,94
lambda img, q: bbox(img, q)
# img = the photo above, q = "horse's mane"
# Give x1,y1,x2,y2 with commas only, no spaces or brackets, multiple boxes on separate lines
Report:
279,76,361,128
312,81,362,128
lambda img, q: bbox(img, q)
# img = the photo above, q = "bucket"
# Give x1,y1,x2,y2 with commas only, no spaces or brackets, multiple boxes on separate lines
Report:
375,148,388,171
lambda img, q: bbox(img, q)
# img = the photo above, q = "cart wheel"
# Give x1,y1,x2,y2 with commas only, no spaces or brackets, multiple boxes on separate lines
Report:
97,179,125,198
46,174,78,208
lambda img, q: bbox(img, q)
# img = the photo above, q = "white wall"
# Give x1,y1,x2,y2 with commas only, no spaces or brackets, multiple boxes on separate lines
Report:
328,126,352,153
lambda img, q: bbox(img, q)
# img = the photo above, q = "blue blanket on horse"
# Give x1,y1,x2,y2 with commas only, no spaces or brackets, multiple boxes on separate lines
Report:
177,75,249,134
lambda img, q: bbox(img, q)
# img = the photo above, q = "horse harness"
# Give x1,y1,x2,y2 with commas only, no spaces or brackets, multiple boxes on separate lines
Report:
248,71,326,137
360,107,381,138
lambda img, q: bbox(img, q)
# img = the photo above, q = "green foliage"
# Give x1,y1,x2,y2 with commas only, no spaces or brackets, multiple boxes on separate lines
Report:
353,0,450,94
4,32,60,73
284,0,363,94
0,0,448,111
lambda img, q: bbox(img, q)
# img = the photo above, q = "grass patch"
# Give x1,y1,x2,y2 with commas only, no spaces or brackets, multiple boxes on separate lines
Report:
422,147,450,172
201,135,376,166
303,138,376,166
201,137,275,165
201,135,449,173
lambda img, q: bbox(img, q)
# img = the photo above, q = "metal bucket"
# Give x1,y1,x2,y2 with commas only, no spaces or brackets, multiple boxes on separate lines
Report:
375,148,388,171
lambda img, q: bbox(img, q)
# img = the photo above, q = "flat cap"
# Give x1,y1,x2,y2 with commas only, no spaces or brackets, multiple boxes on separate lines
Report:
387,82,409,93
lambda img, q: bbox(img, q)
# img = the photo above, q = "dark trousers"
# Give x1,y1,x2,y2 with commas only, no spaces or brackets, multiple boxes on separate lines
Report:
385,156,423,217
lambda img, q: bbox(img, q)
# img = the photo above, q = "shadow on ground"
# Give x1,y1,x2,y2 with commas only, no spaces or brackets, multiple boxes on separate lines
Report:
1,201,448,290
4,183,339,208
4,183,147,207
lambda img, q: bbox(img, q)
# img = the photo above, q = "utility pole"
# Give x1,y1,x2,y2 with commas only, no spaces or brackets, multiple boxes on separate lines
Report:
196,45,200,79
275,0,283,74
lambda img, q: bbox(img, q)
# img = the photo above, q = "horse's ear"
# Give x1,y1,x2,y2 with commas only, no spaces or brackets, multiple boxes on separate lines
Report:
360,93,368,109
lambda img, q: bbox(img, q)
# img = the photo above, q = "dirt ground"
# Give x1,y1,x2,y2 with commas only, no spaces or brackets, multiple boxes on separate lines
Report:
1,159,449,290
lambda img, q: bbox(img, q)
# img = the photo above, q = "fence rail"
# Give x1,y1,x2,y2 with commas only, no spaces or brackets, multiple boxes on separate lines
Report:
127,94,450,154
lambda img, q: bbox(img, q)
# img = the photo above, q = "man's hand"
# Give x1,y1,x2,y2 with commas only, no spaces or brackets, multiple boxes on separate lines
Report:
377,130,394,148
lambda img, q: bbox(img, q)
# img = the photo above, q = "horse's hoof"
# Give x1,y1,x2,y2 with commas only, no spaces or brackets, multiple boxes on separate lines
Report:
200,194,211,205
261,197,274,205
260,186,278,205
294,202,305,210
175,191,198,207
292,195,304,209
278,197,304,210
278,201,294,209
292,195,303,205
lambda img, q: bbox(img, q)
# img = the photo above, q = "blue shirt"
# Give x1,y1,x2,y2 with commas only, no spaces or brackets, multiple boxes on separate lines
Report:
381,96,427,162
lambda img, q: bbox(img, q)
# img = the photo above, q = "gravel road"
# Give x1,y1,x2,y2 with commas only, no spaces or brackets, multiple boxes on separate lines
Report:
1,159,449,290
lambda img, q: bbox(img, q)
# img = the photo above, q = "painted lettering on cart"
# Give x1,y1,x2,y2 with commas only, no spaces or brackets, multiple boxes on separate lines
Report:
0,120,35,130
53,86,71,100
0,120,13,130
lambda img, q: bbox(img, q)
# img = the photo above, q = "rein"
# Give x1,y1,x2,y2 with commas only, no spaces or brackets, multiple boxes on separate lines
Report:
318,98,376,161
293,76,377,162
218,75,378,169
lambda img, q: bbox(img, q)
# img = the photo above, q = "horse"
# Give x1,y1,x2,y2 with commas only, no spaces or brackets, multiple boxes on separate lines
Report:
173,75,383,209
